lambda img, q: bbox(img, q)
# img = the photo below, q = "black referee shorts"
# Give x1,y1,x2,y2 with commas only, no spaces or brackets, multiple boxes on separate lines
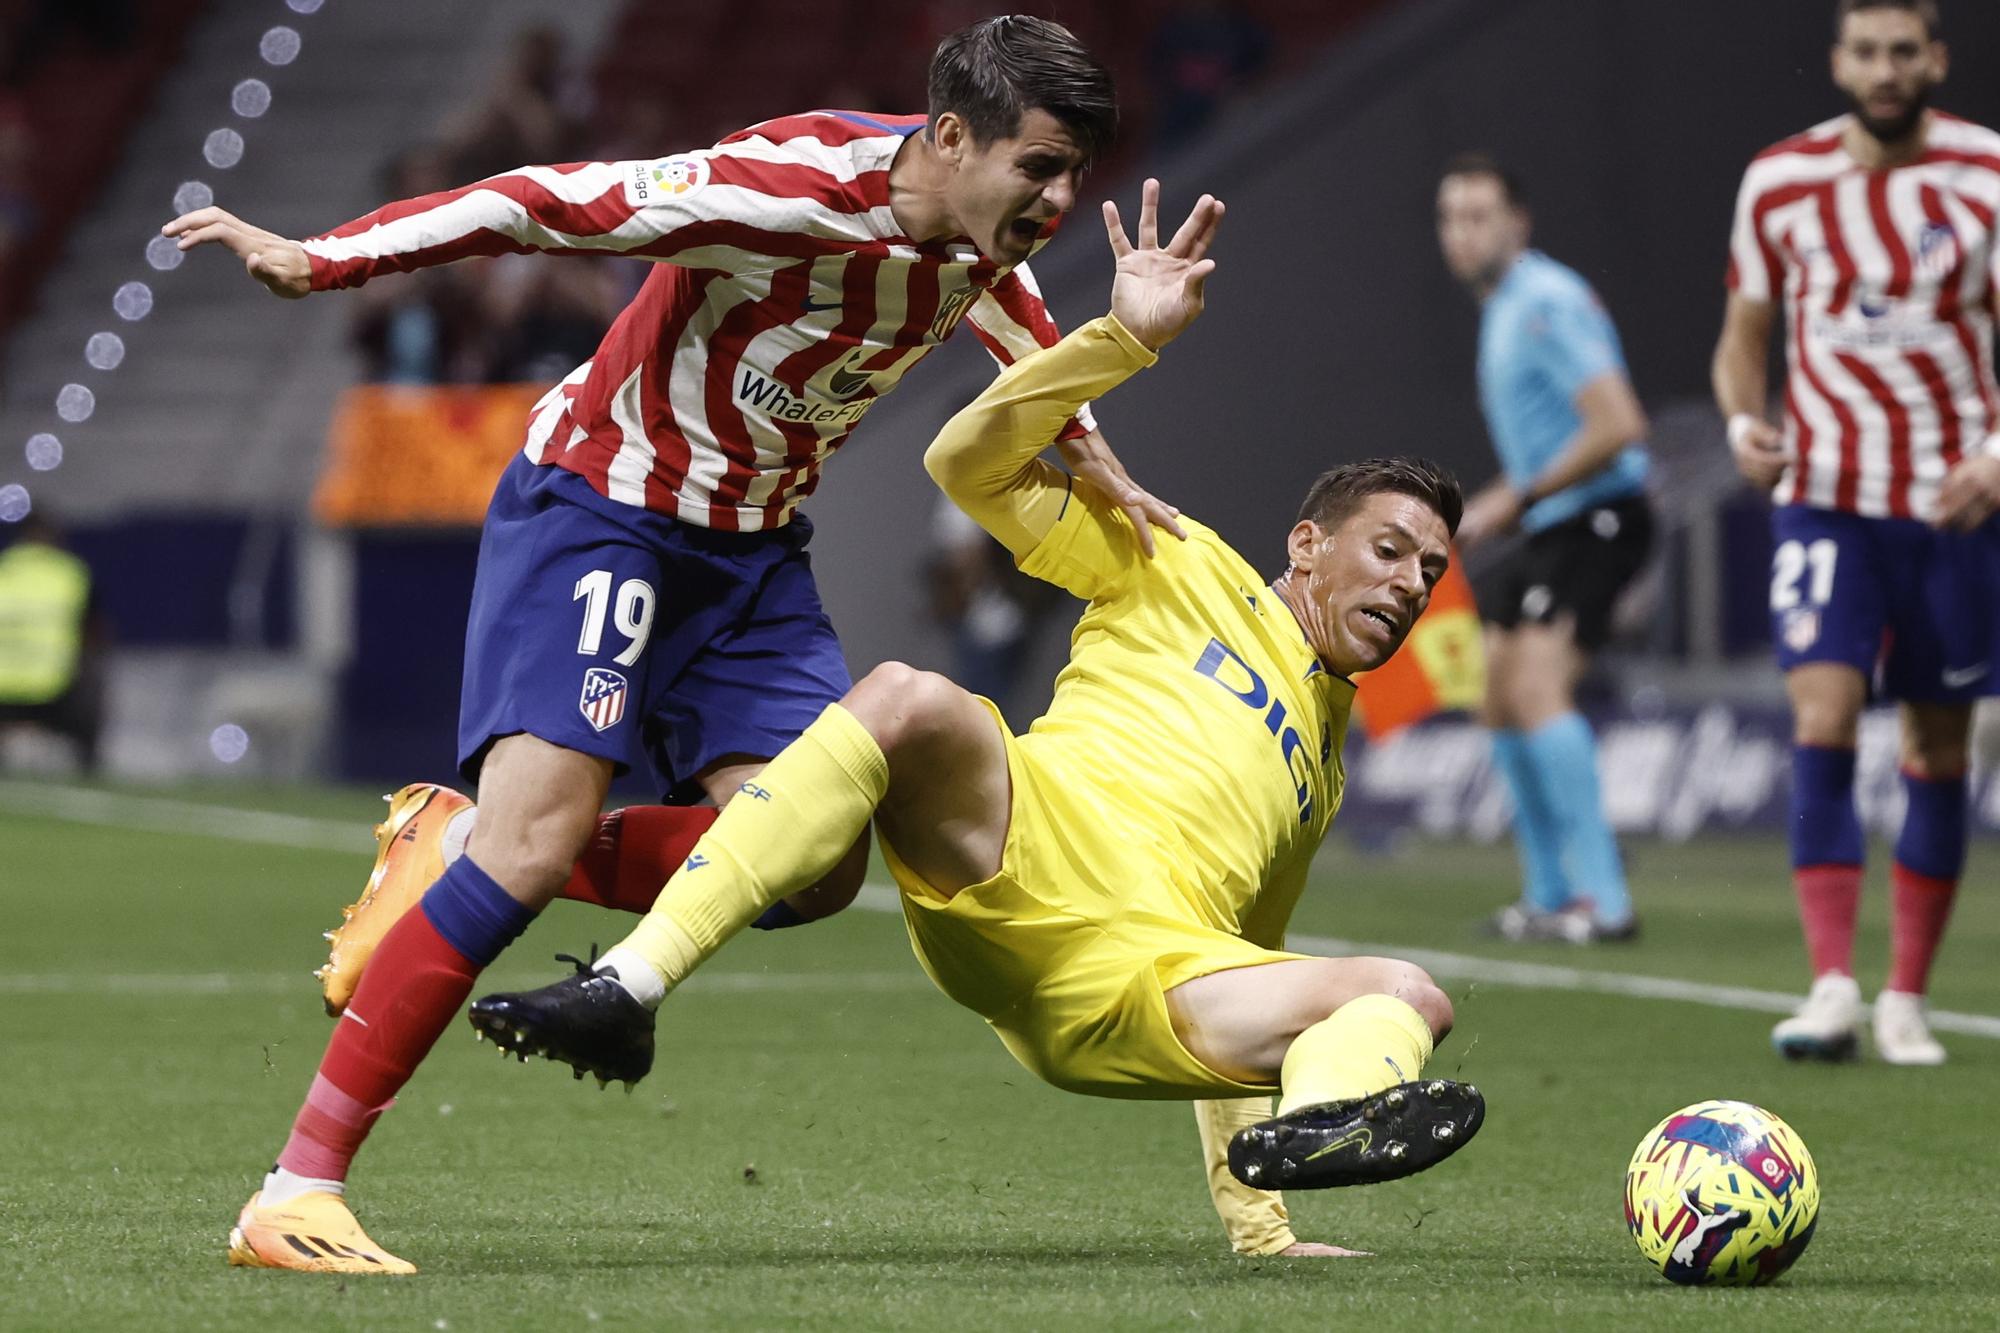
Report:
1472,495,1653,651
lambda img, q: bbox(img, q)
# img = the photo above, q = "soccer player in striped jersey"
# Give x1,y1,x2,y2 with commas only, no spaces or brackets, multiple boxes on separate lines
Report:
173,18,1199,1275
1714,0,2000,1065
475,180,1485,1247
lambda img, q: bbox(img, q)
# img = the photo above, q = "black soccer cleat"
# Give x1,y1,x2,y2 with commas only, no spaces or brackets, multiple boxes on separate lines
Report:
468,950,656,1089
1227,1079,1485,1191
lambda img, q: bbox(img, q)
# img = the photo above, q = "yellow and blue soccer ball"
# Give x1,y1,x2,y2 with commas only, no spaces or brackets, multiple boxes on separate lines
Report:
1623,1099,1820,1286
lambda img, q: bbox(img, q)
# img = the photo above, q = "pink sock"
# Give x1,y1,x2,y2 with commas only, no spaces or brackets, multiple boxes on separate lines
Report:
1794,864,1862,978
1887,863,1958,995
277,1074,389,1182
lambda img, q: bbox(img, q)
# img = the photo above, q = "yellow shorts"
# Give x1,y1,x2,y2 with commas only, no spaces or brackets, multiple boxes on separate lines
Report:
880,699,1307,1101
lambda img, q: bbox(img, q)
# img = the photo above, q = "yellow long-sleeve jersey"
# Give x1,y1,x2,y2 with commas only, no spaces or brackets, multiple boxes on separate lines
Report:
925,315,1354,954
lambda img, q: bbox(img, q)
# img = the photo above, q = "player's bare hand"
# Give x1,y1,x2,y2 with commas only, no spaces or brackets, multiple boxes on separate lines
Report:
1727,413,1788,489
1102,177,1221,352
1277,1241,1374,1258
1058,428,1186,556
1454,484,1522,551
161,207,312,298
1934,453,2000,532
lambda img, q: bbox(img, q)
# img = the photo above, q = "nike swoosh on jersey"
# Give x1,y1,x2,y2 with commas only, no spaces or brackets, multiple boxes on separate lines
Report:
827,364,873,398
1941,663,1990,689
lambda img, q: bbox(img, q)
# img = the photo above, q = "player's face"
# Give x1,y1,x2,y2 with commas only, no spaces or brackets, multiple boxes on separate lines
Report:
940,108,1087,264
1832,9,1946,144
1292,493,1451,676
1436,174,1527,292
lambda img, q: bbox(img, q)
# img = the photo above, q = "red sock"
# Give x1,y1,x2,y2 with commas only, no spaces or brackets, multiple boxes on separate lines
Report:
1794,863,1862,978
559,805,717,914
1888,863,1957,995
276,907,480,1182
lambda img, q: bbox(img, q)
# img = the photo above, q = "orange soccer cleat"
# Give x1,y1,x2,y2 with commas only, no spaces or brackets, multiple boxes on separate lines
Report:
226,1190,417,1275
317,783,475,1016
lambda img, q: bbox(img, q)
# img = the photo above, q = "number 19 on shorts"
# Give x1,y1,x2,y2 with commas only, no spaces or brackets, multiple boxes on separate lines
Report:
573,570,656,665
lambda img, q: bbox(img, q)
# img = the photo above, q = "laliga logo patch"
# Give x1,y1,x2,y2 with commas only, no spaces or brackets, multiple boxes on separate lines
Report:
579,667,629,732
626,155,709,206
1916,221,1960,282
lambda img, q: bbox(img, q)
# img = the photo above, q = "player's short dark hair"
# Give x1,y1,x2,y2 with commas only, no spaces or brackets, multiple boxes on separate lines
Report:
1835,0,1941,40
928,16,1117,165
1298,458,1464,539
1440,152,1525,209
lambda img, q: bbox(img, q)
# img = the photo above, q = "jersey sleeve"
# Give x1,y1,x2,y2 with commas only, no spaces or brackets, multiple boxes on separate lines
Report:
303,147,878,290
962,261,1098,440
923,315,1154,602
1193,1099,1297,1255
1533,286,1623,400
1726,165,1781,303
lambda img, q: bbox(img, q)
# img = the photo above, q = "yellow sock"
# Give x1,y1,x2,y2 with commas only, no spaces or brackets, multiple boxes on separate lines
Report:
1276,994,1434,1115
613,704,887,992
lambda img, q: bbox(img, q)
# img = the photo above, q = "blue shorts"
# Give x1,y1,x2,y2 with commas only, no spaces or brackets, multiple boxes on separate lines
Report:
1768,504,2000,702
458,453,852,801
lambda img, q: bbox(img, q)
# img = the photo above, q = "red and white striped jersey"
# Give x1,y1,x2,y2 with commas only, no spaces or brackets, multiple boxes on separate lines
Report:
303,110,1094,531
1727,111,2000,518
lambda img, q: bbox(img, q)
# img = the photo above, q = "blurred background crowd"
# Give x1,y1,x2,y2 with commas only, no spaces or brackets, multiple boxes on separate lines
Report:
0,0,1996,859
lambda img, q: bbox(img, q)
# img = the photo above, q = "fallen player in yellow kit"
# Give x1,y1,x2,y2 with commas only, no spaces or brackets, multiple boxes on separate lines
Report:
473,179,1484,1244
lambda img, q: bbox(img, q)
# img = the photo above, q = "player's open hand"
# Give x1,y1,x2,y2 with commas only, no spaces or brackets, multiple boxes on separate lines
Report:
1934,453,2000,532
1102,178,1221,352
161,207,312,298
1726,413,1788,489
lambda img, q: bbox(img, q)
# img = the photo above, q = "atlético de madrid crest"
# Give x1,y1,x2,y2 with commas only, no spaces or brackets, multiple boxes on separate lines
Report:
1916,221,1961,282
580,668,628,732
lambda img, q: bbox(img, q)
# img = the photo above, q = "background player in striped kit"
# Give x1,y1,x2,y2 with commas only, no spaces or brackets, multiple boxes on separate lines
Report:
1715,0,2000,1065
164,18,1202,1274
1436,155,1653,945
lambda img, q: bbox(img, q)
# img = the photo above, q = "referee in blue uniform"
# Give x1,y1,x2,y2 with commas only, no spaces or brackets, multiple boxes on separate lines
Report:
1436,154,1652,944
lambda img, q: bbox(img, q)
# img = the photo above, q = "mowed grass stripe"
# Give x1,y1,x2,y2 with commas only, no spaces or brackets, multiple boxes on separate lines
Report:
10,781,1999,1040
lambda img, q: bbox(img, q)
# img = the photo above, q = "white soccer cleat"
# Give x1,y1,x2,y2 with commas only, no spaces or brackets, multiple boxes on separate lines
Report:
1872,989,1946,1066
1771,973,1863,1062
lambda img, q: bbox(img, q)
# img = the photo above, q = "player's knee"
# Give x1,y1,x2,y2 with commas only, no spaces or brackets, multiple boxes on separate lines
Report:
1787,668,1863,746
470,820,584,892
463,804,595,902
1901,707,1972,779
1901,740,1969,781
1791,686,1859,747
851,661,960,755
1379,961,1453,1042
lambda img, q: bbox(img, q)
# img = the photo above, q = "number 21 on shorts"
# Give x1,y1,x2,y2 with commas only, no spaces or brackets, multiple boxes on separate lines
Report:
1770,537,1836,653
1770,538,1837,611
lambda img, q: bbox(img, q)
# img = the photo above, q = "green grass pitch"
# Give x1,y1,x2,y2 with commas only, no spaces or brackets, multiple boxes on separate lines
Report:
2,783,1997,1330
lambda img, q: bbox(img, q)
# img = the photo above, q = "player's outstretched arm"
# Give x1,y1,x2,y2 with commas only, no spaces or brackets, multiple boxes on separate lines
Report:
160,208,311,298
925,180,1220,581
1192,1099,1373,1258
166,152,833,295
